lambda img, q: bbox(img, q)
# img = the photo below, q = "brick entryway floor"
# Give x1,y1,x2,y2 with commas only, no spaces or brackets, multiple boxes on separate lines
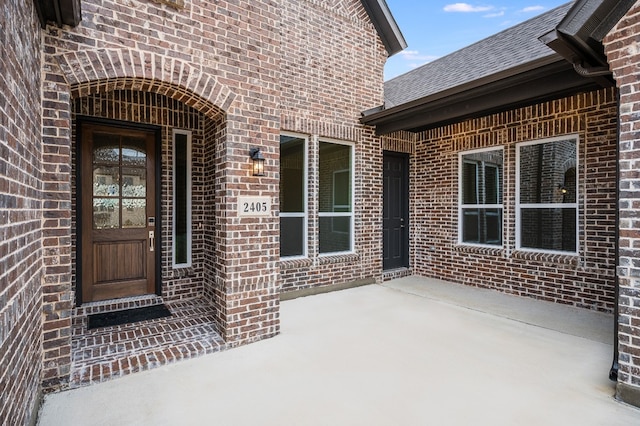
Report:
70,298,225,388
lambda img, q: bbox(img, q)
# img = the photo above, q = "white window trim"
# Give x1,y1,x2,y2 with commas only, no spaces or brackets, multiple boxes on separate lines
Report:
458,146,504,248
515,135,579,255
172,129,192,268
319,139,355,256
280,133,308,260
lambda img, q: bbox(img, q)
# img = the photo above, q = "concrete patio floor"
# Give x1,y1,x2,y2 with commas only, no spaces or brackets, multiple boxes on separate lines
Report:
38,277,640,425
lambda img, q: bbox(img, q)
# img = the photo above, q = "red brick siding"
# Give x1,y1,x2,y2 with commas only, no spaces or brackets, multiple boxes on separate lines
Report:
604,0,640,397
0,1,44,424
279,0,387,292
409,88,618,312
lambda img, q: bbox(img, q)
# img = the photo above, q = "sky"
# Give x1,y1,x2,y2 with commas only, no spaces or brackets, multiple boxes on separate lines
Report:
384,1,570,81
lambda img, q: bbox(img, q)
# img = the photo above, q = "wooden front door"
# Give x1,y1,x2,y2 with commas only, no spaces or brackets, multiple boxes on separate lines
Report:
383,152,409,270
80,122,159,303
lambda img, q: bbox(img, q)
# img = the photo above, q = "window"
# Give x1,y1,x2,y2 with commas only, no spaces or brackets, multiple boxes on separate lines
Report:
516,136,578,254
173,130,191,267
459,148,503,246
319,141,353,254
280,135,307,258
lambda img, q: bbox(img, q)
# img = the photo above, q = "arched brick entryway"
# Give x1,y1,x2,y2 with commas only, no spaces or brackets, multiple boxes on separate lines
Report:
55,49,236,115
41,48,241,390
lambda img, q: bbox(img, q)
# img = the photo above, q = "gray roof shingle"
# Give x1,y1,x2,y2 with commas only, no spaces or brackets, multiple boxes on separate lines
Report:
384,2,575,108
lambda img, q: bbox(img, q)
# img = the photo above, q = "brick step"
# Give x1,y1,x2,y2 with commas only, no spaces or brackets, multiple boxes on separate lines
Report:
70,299,225,388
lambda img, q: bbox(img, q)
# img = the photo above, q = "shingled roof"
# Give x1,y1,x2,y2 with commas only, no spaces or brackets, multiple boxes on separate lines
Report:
361,1,620,134
384,2,574,108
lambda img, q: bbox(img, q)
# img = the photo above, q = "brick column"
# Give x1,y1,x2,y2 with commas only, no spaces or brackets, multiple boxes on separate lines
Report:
0,0,47,421
604,0,640,407
40,60,73,391
213,116,281,346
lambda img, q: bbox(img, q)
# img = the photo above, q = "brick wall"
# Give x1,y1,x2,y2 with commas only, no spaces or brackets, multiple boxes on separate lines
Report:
604,0,640,406
37,0,387,389
40,0,283,388
0,1,44,424
279,0,387,292
410,88,618,312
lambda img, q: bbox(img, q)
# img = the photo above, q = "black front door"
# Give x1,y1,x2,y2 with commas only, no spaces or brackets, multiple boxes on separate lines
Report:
383,152,409,270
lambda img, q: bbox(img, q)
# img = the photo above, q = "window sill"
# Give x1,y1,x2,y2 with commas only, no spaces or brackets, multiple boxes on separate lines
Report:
454,244,504,256
280,257,313,269
512,250,580,266
318,252,360,265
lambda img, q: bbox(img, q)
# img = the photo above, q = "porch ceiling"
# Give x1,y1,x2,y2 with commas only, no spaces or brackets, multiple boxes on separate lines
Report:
34,0,81,28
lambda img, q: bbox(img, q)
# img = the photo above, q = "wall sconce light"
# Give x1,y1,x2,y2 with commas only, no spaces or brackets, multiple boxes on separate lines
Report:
557,184,568,195
250,148,265,176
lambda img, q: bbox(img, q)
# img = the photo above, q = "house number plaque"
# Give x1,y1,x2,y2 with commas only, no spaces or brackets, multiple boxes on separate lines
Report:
237,197,271,217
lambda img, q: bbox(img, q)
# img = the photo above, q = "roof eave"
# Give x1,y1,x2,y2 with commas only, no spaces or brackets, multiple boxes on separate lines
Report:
542,0,637,68
361,0,408,56
362,55,561,123
361,58,610,135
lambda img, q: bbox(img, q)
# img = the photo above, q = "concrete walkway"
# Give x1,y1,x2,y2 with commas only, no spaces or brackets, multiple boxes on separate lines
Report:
38,277,640,425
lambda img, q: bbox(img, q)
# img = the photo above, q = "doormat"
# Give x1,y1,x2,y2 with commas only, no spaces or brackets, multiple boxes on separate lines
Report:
87,305,172,330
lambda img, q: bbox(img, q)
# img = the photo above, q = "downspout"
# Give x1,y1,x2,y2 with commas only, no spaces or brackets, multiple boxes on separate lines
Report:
609,88,620,381
571,42,618,381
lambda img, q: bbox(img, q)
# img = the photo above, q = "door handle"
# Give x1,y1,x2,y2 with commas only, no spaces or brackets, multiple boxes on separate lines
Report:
149,230,155,252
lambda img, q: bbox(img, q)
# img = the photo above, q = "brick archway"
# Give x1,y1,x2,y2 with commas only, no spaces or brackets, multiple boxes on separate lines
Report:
40,48,238,390
54,48,235,118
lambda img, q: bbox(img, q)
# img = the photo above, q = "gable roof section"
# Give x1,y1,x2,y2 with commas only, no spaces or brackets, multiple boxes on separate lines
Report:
361,1,622,135
361,0,407,56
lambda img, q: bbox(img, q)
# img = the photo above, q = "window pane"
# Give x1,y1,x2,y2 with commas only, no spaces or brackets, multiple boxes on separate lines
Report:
461,150,502,205
462,209,479,242
93,133,119,164
93,166,119,196
519,139,576,204
280,136,305,213
121,136,146,166
319,142,351,213
174,132,190,266
460,149,503,246
122,199,146,228
318,141,353,254
122,167,146,197
280,216,304,257
520,208,576,252
462,208,502,245
462,162,478,204
319,216,351,253
485,165,499,204
93,198,119,229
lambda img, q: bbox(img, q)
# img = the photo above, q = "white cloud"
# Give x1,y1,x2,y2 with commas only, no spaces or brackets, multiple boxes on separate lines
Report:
521,5,545,13
444,3,494,13
398,50,439,63
484,11,505,18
